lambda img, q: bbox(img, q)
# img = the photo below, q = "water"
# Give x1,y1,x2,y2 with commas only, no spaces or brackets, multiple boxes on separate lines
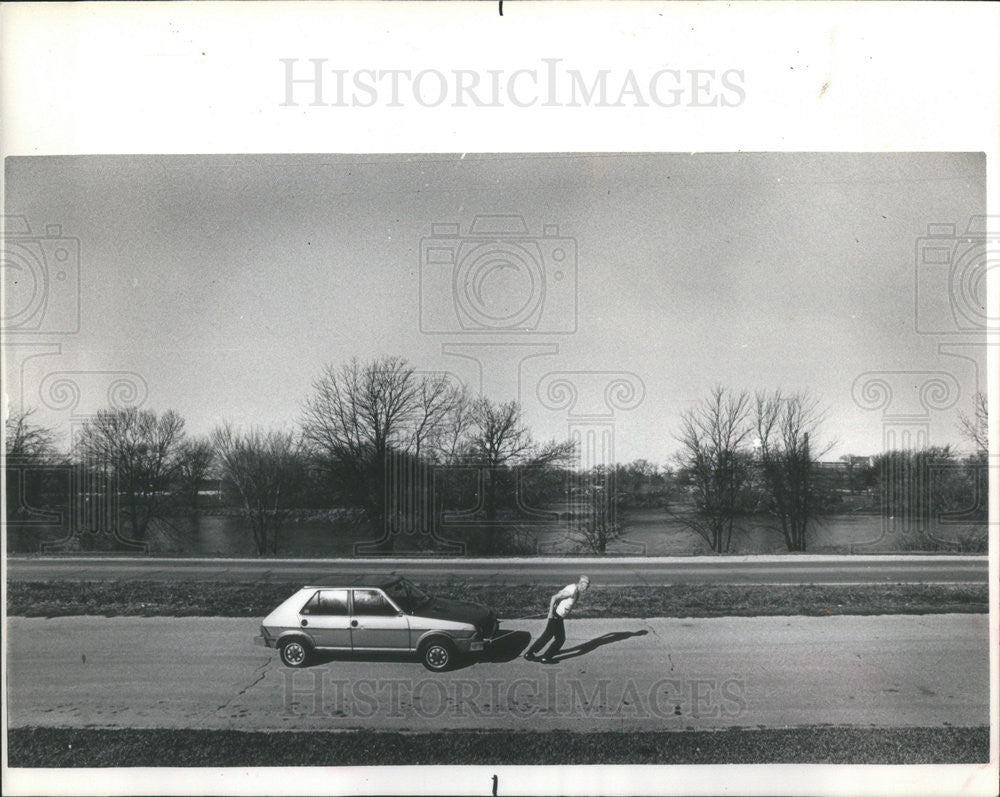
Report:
6,509,986,556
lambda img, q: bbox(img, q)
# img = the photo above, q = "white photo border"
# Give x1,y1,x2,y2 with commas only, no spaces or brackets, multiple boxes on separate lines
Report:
1,2,997,796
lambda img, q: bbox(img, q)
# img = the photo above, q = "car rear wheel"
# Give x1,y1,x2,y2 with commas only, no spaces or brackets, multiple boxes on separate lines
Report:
420,638,457,672
279,639,310,668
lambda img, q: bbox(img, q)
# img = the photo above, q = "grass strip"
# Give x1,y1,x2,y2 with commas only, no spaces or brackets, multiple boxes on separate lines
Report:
6,580,988,618
7,726,988,766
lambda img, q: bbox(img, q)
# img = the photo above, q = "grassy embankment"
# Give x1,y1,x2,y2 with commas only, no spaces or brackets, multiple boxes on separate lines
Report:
7,580,988,618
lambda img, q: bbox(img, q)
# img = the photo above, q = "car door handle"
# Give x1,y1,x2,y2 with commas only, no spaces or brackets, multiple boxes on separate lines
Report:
351,620,358,627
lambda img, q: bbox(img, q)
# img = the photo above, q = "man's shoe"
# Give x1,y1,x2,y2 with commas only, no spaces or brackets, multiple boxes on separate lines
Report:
539,655,557,663
523,652,538,661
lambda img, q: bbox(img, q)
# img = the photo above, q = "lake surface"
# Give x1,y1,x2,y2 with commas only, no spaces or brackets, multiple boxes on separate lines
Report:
6,509,985,556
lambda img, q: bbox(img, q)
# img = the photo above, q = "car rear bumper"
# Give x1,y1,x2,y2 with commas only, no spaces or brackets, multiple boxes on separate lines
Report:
254,635,271,648
468,621,501,652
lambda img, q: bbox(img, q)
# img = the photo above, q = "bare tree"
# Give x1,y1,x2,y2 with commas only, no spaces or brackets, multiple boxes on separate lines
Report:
423,382,475,465
754,390,833,552
300,357,574,552
393,379,472,549
674,387,755,553
175,437,216,512
5,406,63,521
75,407,187,540
212,424,305,555
5,406,59,459
300,356,418,542
300,356,472,550
466,397,575,521
301,356,418,458
411,373,458,461
958,391,988,453
566,476,628,554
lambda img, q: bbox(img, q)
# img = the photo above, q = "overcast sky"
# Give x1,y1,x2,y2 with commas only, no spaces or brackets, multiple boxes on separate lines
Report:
3,153,986,462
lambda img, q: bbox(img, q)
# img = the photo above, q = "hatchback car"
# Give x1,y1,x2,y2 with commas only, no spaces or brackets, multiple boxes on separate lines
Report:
254,575,500,671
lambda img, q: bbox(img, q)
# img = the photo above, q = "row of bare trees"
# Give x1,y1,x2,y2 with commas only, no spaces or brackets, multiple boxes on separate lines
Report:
212,425,305,555
674,386,989,553
6,405,215,544
4,356,577,555
73,408,215,541
674,386,835,552
4,365,989,555
300,356,576,552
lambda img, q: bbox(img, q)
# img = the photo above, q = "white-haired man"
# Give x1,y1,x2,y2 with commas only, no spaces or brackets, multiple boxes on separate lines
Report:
524,575,590,662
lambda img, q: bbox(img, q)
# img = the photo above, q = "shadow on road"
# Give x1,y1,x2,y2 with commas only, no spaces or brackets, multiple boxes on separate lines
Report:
480,630,533,662
305,650,408,668
545,629,649,662
450,630,533,670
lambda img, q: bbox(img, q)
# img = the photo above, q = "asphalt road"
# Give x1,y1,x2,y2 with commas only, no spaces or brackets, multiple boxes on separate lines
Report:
4,554,989,586
6,614,989,732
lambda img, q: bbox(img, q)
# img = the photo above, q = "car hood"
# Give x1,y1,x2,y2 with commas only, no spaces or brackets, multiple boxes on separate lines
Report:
413,597,491,625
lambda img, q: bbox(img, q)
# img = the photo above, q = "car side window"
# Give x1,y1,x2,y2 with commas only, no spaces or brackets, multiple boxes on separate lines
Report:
352,589,398,616
301,590,349,616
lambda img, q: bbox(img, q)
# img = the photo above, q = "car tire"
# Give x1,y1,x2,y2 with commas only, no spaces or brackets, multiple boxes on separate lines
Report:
420,638,457,672
279,638,310,668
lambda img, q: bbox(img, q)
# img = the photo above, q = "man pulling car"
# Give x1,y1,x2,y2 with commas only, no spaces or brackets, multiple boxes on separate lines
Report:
524,575,590,663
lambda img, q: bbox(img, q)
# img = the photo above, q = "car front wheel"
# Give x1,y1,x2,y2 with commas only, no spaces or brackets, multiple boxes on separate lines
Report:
279,639,310,668
420,638,457,672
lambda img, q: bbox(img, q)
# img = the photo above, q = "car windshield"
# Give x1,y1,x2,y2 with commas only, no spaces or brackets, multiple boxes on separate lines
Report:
383,577,433,614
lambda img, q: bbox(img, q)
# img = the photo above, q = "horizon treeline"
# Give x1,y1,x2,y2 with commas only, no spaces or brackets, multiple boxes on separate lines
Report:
4,357,990,556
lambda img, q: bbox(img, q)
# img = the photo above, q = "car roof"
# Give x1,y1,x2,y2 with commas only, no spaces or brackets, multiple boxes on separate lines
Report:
300,574,405,591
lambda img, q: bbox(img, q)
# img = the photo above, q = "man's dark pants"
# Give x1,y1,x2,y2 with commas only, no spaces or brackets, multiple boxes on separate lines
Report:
528,616,565,658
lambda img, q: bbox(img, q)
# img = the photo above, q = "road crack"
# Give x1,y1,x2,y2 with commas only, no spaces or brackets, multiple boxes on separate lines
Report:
212,658,270,715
